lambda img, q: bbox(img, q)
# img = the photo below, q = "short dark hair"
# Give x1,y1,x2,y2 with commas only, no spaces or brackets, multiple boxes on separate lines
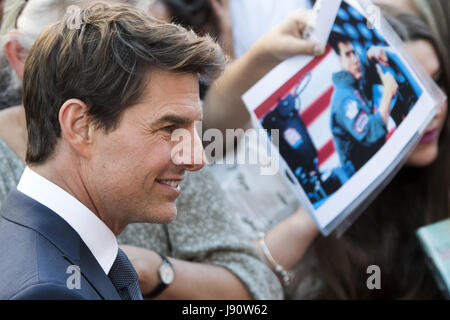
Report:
162,0,212,29
328,31,353,55
22,1,225,164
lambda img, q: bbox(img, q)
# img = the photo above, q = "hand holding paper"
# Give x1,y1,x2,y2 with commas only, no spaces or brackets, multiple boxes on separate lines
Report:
203,8,326,137
256,9,326,62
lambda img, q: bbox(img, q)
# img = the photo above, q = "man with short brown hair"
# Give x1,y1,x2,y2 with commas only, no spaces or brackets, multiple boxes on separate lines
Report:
0,2,224,300
328,31,398,176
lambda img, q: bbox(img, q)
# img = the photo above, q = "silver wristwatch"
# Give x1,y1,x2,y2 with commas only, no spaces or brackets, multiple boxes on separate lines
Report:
146,253,174,298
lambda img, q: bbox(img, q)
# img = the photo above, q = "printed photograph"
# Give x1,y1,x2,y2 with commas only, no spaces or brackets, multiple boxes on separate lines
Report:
253,1,423,209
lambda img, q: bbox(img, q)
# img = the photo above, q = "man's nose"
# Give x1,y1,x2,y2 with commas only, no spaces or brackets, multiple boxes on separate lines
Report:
179,128,205,172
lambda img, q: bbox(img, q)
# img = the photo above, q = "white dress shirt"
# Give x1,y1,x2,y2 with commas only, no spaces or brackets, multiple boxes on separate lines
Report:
17,167,118,275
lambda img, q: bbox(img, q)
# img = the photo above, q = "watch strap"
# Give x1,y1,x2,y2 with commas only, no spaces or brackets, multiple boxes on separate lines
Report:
146,253,173,298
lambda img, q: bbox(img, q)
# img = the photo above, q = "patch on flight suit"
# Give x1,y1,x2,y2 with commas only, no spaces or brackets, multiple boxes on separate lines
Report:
345,100,358,120
283,127,303,148
354,111,369,134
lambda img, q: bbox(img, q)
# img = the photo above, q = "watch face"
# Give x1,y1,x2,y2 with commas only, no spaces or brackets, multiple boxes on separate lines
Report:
160,263,174,284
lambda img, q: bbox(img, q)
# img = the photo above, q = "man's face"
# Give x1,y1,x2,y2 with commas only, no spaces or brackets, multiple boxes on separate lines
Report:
338,42,362,80
85,70,204,232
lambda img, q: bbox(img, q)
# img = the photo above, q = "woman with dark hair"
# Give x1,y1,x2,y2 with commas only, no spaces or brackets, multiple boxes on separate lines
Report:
158,0,235,59
312,2,449,299
186,0,447,299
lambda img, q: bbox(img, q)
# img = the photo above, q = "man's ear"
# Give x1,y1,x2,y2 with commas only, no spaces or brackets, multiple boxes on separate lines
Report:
4,39,28,79
59,99,94,159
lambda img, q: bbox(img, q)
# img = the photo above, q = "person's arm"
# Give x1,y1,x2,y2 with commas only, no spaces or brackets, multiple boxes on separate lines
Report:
376,64,398,124
203,9,326,138
262,207,319,271
120,245,252,300
365,46,398,124
251,206,319,286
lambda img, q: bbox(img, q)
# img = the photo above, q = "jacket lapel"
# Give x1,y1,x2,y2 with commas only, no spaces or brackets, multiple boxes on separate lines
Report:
63,243,121,300
1,190,120,300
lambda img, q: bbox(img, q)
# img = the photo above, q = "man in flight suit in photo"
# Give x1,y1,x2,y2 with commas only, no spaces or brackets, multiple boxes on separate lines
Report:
328,32,398,177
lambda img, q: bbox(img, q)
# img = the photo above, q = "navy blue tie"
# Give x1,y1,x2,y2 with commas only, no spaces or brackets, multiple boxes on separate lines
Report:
108,248,143,300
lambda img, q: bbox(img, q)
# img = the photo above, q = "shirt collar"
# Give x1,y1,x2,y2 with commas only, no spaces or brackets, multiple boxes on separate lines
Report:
17,167,118,275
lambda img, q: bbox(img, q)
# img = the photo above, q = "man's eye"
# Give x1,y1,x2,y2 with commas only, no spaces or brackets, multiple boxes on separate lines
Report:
161,125,177,133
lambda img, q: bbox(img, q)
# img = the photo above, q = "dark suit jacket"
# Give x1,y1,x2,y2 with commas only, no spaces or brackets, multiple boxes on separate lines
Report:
0,190,121,300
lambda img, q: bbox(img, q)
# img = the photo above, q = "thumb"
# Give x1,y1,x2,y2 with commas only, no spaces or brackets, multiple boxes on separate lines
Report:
289,38,325,56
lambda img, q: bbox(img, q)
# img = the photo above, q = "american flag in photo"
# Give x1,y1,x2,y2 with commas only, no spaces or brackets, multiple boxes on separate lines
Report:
254,46,396,173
